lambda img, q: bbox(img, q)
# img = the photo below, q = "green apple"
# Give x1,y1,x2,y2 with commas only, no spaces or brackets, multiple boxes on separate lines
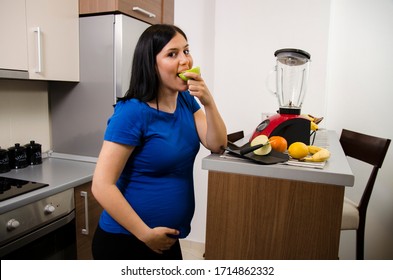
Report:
178,66,201,81
250,135,272,155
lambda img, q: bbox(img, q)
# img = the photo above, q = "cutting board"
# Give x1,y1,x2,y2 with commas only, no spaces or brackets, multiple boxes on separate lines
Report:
225,142,289,165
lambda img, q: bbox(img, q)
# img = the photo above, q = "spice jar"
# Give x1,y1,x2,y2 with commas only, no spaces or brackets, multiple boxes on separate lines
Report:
25,140,42,165
8,143,28,169
0,146,10,173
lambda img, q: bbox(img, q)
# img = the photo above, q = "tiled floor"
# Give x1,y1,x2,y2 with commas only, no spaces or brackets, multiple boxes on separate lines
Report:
180,240,205,260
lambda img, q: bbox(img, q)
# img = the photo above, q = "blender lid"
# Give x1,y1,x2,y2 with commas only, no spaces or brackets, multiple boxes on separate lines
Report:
274,49,310,66
274,48,311,59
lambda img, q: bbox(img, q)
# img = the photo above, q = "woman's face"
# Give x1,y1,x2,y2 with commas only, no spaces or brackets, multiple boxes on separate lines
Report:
156,32,193,94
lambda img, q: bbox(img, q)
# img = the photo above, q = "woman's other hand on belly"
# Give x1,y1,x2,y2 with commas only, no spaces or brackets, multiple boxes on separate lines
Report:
141,227,180,254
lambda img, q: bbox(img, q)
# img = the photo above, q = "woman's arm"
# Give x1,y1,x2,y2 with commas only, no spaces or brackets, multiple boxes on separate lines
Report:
185,72,227,153
91,140,179,253
194,102,227,153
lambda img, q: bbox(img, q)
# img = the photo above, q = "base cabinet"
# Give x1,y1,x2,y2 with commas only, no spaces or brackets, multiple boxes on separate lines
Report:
74,182,102,260
205,171,344,260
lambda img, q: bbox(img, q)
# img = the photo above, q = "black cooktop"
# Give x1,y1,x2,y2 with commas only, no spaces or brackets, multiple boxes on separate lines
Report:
0,176,49,202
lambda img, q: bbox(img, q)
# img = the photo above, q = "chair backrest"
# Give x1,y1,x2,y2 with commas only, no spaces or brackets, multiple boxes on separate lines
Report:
339,129,391,216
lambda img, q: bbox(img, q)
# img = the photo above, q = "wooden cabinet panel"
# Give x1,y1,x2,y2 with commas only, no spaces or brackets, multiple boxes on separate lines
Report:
74,182,103,260
161,0,174,25
79,0,174,24
117,0,162,24
205,171,345,259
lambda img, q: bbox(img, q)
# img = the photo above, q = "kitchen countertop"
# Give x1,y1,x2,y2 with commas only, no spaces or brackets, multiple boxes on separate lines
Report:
202,130,355,187
0,153,97,214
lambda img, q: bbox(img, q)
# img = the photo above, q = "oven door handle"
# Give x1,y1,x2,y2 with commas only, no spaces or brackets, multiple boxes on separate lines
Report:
80,191,89,235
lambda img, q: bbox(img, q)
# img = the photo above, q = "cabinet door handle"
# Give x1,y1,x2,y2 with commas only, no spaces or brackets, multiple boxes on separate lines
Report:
80,191,89,235
132,6,156,18
33,27,42,73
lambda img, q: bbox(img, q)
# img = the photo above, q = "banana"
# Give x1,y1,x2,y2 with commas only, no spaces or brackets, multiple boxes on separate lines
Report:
302,114,313,121
308,145,322,154
303,147,330,162
310,121,318,131
302,114,319,131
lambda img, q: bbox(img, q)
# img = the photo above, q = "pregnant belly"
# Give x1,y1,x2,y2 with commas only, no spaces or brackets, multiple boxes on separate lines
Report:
126,184,195,238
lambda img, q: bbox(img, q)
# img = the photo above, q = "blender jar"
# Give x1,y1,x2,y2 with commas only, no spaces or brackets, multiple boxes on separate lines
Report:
274,48,311,114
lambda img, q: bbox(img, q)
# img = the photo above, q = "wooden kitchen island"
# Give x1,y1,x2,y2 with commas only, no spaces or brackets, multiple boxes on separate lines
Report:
202,130,354,259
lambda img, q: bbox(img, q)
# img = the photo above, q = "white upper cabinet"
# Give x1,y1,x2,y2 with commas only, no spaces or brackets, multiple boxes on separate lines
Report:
0,0,29,76
0,0,79,81
26,0,79,81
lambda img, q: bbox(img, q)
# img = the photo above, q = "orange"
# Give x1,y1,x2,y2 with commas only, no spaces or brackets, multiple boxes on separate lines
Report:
268,136,287,153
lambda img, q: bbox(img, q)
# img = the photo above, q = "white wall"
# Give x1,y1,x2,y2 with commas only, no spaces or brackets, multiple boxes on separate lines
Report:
0,80,50,152
213,0,330,134
327,0,393,260
175,0,393,259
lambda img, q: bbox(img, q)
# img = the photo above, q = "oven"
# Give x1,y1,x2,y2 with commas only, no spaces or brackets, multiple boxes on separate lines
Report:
0,177,76,259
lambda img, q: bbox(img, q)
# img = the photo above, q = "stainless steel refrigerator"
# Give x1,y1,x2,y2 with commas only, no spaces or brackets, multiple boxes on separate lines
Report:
49,15,149,157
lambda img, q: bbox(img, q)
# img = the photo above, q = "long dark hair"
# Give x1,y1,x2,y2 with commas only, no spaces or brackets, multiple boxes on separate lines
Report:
119,24,188,103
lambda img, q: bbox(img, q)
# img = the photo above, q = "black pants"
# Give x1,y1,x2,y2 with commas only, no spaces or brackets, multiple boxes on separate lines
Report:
92,225,183,260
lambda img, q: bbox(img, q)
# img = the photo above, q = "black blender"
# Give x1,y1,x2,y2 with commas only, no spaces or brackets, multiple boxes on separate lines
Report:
250,48,312,145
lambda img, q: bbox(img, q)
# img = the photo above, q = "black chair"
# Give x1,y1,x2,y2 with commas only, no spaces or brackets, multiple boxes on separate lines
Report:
340,129,391,260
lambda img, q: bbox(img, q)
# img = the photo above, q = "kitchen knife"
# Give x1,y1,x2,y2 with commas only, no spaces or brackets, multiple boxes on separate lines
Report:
239,143,265,155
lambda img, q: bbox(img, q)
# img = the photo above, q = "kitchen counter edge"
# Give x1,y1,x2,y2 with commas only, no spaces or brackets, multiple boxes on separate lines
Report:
0,153,97,214
202,130,355,187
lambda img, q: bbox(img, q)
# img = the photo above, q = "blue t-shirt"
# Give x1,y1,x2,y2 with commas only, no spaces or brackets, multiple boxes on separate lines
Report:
98,91,201,238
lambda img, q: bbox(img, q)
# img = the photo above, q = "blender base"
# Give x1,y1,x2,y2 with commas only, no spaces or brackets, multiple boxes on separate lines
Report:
251,114,311,146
